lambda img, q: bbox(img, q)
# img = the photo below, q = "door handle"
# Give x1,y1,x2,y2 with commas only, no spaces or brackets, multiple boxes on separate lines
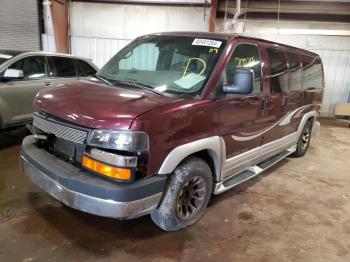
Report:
44,81,52,86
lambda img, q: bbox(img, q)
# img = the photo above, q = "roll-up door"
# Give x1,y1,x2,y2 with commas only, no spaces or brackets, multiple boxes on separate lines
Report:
0,0,41,50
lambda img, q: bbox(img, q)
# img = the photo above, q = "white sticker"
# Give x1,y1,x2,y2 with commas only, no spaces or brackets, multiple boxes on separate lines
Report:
192,38,222,48
0,54,12,59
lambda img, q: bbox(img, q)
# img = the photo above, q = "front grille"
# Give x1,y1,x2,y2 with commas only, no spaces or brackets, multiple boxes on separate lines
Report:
33,114,88,144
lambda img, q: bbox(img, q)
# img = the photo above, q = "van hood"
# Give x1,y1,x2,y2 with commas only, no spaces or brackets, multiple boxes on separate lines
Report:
34,79,181,130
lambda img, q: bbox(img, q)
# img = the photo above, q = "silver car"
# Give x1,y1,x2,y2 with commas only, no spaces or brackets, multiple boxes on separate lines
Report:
0,51,98,130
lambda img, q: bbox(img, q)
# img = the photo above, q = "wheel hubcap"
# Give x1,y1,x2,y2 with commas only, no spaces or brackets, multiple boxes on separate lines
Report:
301,127,310,150
176,176,206,220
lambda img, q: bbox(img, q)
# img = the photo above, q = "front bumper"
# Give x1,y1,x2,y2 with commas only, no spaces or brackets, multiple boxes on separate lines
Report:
21,136,166,219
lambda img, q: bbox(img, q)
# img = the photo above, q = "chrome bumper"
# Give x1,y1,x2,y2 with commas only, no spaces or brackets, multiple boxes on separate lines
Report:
312,120,321,137
21,136,165,219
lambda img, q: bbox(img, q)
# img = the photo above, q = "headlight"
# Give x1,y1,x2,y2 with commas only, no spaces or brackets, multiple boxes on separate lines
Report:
87,130,149,152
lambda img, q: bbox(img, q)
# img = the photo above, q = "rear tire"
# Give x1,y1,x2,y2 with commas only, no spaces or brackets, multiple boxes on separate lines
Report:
293,120,312,157
151,156,213,231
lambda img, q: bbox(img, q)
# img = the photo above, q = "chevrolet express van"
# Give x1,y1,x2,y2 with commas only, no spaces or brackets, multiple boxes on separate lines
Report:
21,32,323,231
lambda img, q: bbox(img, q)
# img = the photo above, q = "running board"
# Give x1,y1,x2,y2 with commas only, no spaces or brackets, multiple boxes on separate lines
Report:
213,145,296,195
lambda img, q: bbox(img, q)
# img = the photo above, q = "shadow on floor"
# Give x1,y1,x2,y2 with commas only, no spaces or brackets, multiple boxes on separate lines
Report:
0,127,29,150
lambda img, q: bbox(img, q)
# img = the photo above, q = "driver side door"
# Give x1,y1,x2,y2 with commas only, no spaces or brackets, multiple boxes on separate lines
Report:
0,55,48,125
218,41,270,179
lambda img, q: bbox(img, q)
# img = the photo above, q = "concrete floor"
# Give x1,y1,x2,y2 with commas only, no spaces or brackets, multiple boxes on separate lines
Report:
0,119,349,262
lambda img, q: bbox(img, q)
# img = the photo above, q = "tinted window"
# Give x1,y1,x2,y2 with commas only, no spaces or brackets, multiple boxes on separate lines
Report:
301,55,323,90
224,44,262,94
75,59,96,76
51,57,76,77
287,52,302,91
9,56,47,80
268,48,289,93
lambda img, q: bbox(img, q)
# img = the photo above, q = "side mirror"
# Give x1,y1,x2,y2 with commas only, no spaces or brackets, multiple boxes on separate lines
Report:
222,69,254,94
3,69,24,80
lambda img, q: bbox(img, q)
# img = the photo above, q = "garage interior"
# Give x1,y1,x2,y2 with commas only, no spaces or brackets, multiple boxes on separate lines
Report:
0,0,350,261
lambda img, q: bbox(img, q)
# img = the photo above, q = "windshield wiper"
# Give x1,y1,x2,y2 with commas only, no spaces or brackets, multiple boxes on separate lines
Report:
114,80,165,96
93,74,113,86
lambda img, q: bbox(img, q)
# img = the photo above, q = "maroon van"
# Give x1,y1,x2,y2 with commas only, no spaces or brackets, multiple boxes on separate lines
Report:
21,32,323,231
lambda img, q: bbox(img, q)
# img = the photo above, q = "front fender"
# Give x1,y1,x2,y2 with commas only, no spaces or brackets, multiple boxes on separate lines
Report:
157,136,225,182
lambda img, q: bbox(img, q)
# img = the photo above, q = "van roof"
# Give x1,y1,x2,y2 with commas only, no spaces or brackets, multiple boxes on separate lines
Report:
152,31,318,57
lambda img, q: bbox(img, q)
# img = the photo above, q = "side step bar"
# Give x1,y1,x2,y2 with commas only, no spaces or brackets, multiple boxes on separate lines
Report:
213,145,296,195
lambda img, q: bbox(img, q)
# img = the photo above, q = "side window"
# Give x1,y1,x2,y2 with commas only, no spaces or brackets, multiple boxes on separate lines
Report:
301,55,323,90
8,56,47,80
267,48,289,93
287,52,302,91
223,44,262,94
75,60,97,76
51,57,77,77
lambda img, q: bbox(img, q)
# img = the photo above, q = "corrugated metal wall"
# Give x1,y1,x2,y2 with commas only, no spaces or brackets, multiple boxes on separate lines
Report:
42,2,210,68
0,0,41,50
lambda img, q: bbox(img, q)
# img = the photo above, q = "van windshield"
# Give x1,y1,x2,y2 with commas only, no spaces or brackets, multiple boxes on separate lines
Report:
98,35,226,97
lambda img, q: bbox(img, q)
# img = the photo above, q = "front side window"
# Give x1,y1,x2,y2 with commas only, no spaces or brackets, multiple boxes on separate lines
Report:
51,57,76,77
222,44,262,94
9,56,47,80
99,36,226,97
268,48,289,93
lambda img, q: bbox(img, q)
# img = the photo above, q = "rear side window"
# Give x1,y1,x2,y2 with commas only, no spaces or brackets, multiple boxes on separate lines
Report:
224,44,262,94
75,59,97,76
51,56,76,77
9,56,47,80
301,55,323,90
287,52,302,91
267,48,289,93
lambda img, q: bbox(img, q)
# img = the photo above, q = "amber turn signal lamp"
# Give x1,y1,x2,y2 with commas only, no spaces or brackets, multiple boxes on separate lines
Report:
82,155,132,181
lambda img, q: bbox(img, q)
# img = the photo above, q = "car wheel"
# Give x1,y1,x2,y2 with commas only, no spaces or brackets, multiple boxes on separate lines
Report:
150,156,213,231
293,120,312,157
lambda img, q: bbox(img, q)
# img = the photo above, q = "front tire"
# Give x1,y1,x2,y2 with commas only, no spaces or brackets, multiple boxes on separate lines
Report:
151,156,213,231
293,120,312,157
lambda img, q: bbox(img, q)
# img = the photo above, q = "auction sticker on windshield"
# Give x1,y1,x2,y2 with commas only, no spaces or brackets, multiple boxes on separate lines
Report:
192,38,222,48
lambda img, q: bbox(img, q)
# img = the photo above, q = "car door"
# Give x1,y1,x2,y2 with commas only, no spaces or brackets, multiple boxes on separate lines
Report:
218,41,271,178
262,46,294,143
0,55,48,124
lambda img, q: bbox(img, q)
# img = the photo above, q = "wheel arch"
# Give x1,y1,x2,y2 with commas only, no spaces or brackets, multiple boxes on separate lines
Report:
157,136,224,182
296,110,317,140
